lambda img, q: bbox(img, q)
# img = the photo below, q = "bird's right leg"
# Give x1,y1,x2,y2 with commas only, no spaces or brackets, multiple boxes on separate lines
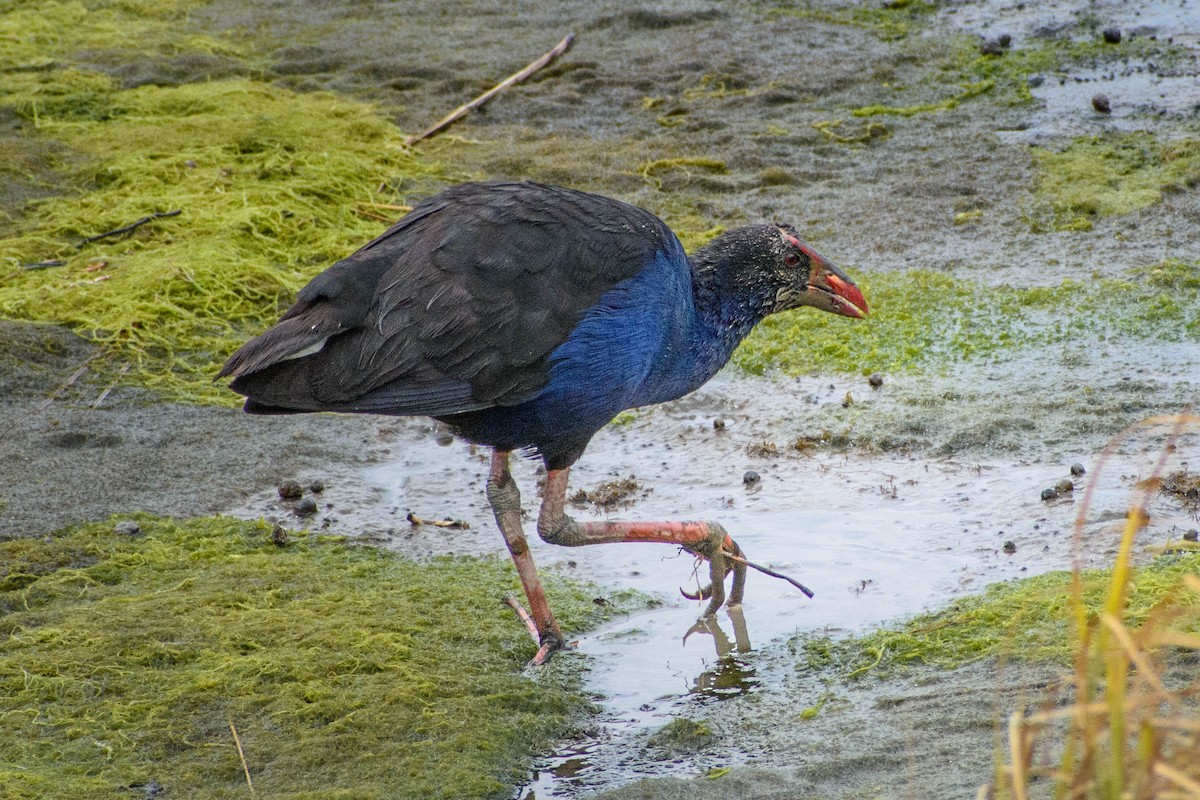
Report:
486,450,566,665
537,468,748,618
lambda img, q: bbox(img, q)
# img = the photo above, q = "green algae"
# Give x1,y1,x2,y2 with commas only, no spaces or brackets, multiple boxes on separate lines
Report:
952,36,1181,104
811,119,890,144
0,515,636,800
733,261,1200,377
770,0,938,42
850,80,993,117
793,554,1200,680
0,2,450,405
639,157,729,187
648,717,717,753
1032,133,1200,231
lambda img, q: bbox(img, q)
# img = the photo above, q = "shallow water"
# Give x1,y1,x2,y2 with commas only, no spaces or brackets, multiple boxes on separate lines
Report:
228,361,1198,796
8,0,1192,795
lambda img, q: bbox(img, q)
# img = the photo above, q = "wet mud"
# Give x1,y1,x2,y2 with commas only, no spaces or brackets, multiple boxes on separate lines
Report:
3,0,1200,798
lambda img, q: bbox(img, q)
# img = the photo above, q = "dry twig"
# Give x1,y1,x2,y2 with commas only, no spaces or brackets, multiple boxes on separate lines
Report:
406,512,469,529
406,33,574,146
502,596,541,643
79,209,181,248
90,362,132,409
228,719,255,795
0,354,100,439
722,549,815,598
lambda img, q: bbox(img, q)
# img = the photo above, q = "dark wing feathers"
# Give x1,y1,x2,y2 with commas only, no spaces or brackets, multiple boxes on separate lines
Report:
221,181,680,416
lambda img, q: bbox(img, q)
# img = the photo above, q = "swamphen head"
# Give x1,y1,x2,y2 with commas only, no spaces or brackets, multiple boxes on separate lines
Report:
689,222,868,325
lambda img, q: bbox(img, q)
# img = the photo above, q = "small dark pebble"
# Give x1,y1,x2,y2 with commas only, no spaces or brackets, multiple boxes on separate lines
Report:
713,418,726,430
271,525,289,546
1027,74,1045,88
1040,487,1059,501
278,480,304,500
308,479,325,494
743,470,761,486
295,497,318,516
114,520,141,536
868,373,884,389
435,431,455,446
1070,463,1086,477
1003,540,1017,554
1184,529,1198,542
1092,93,1111,113
997,33,1012,48
980,38,1005,56
1102,26,1122,44
1054,478,1075,494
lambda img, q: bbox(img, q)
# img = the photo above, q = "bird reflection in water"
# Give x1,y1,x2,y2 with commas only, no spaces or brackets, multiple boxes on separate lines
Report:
685,606,758,698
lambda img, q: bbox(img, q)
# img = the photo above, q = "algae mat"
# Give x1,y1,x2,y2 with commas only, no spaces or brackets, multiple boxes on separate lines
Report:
0,516,629,800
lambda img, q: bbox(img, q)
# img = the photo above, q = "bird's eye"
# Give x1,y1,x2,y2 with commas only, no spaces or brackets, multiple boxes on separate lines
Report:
784,253,800,267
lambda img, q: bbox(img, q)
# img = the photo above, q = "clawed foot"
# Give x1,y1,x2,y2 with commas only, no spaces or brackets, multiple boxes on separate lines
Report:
503,596,572,666
680,527,748,616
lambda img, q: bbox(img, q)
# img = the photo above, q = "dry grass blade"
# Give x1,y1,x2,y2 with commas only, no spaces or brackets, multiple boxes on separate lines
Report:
991,410,1200,800
1008,710,1030,800
229,719,255,795
1099,614,1170,699
1153,764,1200,798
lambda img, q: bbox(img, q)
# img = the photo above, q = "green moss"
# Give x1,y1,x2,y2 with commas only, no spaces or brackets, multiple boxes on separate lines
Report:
771,0,938,42
943,32,1185,105
793,554,1200,679
648,717,716,752
639,156,728,186
0,1,243,77
0,515,635,800
851,80,993,117
811,119,891,144
1143,258,1200,290
732,262,1200,376
1033,133,1200,230
0,2,450,405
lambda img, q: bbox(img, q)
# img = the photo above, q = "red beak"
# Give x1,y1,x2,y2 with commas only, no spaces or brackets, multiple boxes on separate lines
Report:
822,273,869,319
800,243,869,319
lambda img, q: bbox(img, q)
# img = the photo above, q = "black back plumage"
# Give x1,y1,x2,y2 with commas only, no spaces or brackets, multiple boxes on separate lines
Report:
219,181,681,416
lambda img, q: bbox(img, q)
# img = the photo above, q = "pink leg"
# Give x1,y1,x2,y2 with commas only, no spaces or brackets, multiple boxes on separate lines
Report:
536,468,747,617
486,451,565,664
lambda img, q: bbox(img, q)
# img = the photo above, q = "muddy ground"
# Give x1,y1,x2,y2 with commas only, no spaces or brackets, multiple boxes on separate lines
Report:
3,0,1200,798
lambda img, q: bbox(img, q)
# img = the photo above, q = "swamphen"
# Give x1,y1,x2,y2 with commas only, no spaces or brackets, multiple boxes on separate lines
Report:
220,181,868,664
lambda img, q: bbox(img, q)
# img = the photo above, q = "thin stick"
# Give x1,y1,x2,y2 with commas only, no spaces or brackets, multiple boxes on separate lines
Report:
405,33,574,146
722,550,815,598
1154,763,1200,796
229,719,255,795
0,354,99,439
78,209,181,248
21,259,67,270
502,596,541,644
90,362,131,409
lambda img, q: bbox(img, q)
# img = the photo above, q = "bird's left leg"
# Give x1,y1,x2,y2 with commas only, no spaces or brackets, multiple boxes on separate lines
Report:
536,468,747,617
487,450,566,665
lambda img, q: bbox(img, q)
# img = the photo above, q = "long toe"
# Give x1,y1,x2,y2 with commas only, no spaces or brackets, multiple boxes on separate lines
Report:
529,629,570,667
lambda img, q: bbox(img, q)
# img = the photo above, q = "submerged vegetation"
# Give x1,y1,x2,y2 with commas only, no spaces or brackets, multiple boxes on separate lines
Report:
0,516,632,799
